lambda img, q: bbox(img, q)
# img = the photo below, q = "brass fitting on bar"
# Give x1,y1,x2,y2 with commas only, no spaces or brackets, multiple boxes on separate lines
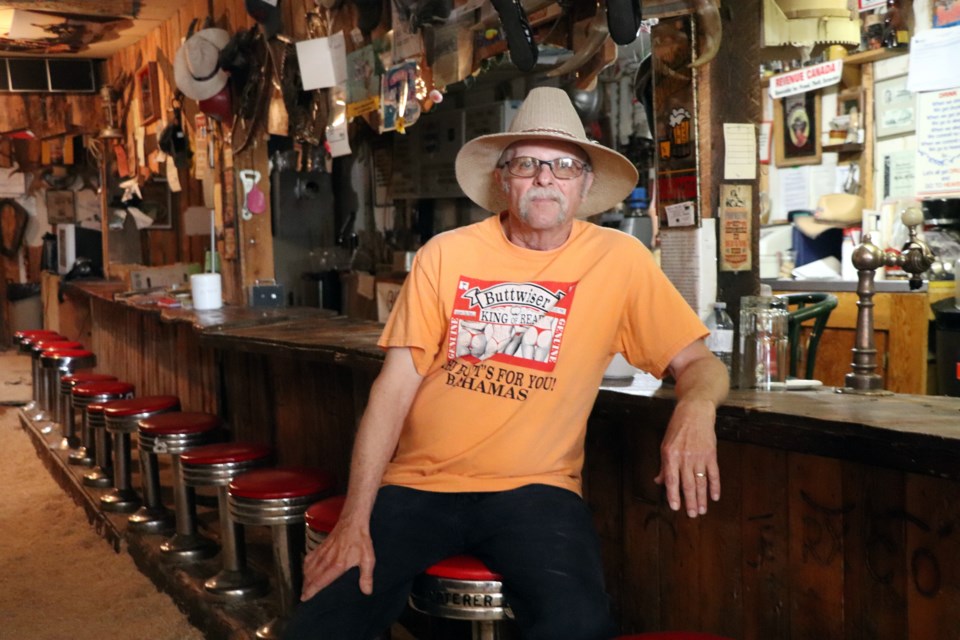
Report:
838,207,935,395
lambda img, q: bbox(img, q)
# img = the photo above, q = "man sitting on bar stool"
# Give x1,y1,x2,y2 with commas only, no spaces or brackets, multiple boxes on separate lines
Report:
286,87,729,640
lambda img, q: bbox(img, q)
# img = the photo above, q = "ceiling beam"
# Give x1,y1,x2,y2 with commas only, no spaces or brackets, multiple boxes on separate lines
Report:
0,1,136,18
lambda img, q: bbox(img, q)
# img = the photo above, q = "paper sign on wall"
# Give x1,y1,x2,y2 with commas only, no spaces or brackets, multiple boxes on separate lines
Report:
296,32,347,90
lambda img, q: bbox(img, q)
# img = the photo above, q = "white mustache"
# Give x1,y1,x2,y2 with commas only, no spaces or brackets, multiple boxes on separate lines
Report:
520,187,568,211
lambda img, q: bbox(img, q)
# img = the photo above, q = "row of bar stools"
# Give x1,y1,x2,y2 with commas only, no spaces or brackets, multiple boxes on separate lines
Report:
73,381,135,477
40,348,96,446
409,555,512,640
138,412,223,561
101,395,181,522
60,373,117,452
228,467,336,640
180,442,274,599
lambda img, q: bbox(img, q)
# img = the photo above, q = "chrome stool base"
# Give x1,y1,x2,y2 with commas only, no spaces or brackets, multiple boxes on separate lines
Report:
160,533,219,562
204,568,269,599
127,505,175,534
68,446,94,467
100,488,141,513
83,467,112,488
256,617,286,640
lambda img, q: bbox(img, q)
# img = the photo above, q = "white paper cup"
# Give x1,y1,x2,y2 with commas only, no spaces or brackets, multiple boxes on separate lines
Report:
190,273,222,310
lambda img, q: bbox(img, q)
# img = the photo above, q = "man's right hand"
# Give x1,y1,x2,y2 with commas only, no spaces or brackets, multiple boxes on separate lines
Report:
300,519,376,600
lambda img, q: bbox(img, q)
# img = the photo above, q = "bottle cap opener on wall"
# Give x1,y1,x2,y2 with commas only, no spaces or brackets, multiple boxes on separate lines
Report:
239,169,265,220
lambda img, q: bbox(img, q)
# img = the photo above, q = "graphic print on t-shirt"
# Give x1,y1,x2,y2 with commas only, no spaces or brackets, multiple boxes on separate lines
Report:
446,276,577,373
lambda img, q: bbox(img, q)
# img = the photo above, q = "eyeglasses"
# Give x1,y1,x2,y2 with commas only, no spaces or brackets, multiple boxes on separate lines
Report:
498,156,591,180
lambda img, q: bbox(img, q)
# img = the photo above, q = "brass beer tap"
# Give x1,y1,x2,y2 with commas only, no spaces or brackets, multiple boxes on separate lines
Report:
839,207,935,395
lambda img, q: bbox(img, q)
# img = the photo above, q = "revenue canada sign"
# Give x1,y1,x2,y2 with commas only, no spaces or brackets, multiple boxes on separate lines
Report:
768,60,844,99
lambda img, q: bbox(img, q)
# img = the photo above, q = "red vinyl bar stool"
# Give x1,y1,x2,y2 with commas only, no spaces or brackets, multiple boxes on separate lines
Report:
100,395,181,520
138,412,223,561
59,373,116,452
228,467,336,639
28,337,77,420
72,381,135,475
39,348,96,445
16,331,62,412
14,330,60,358
180,442,274,599
408,555,513,640
304,494,346,552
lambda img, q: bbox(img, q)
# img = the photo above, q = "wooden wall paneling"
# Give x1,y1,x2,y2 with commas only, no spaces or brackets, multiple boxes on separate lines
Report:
886,292,928,395
619,410,665,633
787,453,845,639
219,350,274,445
309,362,360,488
740,443,789,639
841,462,907,640
698,439,743,638
235,138,276,297
269,356,316,465
904,473,960,639
659,479,702,631
583,416,625,624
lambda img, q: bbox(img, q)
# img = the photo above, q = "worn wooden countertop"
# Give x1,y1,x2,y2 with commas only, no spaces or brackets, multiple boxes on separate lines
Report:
65,280,960,479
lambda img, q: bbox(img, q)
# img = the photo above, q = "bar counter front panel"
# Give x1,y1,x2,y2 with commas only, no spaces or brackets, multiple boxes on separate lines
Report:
65,282,960,639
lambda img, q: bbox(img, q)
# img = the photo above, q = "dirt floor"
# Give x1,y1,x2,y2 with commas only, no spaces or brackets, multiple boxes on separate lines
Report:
0,351,205,640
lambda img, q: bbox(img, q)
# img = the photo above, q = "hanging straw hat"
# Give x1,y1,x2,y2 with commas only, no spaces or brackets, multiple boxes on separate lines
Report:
454,86,638,218
174,27,231,101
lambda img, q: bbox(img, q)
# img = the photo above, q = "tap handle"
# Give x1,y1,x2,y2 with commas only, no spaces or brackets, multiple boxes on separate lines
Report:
901,206,924,228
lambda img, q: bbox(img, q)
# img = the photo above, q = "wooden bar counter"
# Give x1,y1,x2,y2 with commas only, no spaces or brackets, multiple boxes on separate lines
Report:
60,281,960,639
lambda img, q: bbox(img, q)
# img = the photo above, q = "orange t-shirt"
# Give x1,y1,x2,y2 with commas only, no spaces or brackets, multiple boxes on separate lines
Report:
378,214,707,496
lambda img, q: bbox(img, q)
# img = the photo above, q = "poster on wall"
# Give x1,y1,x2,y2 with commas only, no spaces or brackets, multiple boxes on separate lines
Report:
915,88,960,198
652,15,699,229
719,184,752,272
774,91,821,167
875,75,915,138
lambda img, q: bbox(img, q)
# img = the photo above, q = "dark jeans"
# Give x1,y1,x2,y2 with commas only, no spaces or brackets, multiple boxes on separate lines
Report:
282,483,616,640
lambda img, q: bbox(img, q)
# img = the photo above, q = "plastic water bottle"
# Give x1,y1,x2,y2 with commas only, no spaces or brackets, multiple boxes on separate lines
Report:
705,301,734,377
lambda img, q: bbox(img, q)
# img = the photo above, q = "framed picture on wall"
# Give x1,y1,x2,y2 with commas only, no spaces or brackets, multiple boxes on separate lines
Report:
45,189,76,225
875,75,915,138
774,91,822,167
137,62,160,126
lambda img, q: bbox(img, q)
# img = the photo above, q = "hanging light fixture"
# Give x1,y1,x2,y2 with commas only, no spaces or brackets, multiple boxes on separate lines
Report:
98,85,123,140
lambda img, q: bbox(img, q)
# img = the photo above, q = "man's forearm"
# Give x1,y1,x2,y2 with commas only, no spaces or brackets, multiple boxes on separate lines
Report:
672,351,729,408
338,348,423,525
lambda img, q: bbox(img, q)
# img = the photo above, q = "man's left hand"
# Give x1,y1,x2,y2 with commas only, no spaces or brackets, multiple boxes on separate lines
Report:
654,397,720,517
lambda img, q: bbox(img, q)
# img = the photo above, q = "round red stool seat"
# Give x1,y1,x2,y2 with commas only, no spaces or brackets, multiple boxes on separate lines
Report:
139,411,220,438
409,554,512,632
62,373,117,386
228,467,336,638
180,442,274,600
74,380,136,398
229,468,336,501
304,495,346,552
305,495,346,534
103,395,181,426
180,443,274,485
425,555,504,581
37,341,83,353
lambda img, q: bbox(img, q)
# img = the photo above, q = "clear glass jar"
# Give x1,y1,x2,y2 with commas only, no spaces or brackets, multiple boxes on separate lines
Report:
739,295,789,390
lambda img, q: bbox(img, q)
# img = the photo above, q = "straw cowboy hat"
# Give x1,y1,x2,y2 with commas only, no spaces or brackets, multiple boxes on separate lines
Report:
174,27,231,101
455,86,638,218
